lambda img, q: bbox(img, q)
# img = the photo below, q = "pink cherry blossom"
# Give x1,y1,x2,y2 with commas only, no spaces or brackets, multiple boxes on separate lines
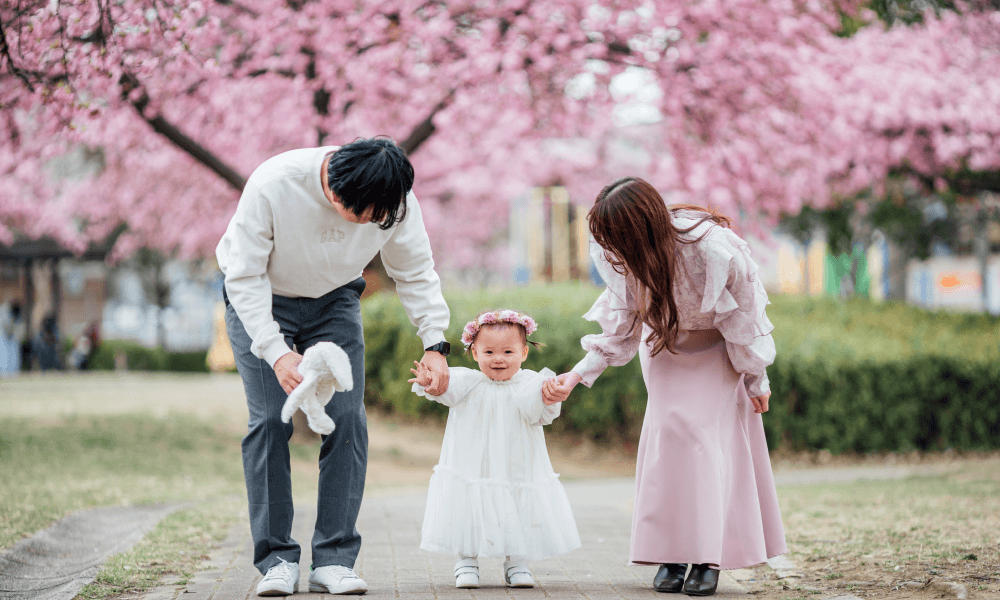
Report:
1,1,998,274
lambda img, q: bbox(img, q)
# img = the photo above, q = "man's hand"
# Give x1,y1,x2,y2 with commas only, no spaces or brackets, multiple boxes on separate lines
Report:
749,392,771,414
420,350,450,396
542,371,582,404
274,351,304,395
408,360,433,387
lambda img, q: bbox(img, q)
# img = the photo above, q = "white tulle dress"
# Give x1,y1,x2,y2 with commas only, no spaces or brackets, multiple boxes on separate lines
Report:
412,367,581,560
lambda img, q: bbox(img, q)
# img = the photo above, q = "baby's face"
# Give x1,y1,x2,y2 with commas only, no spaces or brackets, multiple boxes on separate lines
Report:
470,325,529,382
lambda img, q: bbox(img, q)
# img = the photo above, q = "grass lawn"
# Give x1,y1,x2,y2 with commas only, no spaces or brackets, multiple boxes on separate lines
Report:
754,456,1000,598
0,414,247,550
0,413,251,600
0,373,312,600
75,497,242,599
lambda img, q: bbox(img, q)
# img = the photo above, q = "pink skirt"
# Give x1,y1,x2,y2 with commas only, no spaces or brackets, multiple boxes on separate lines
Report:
631,328,786,569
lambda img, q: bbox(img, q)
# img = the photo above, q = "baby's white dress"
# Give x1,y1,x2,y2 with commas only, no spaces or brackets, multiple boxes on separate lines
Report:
412,367,581,560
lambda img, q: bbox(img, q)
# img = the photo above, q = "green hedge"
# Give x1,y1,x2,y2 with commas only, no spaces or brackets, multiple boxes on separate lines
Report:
765,355,1000,453
89,340,209,373
362,284,1000,453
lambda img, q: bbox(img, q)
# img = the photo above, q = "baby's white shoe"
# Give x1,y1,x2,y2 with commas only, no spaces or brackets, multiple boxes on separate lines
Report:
503,559,535,588
454,557,480,589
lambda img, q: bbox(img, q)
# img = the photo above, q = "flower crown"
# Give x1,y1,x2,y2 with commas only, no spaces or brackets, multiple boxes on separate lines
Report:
461,309,538,348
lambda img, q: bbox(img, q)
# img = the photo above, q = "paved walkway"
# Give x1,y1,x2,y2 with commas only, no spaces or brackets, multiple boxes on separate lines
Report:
142,479,770,600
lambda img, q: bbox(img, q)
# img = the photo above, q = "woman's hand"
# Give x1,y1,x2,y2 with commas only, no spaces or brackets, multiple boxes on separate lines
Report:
408,360,433,387
274,351,304,394
749,392,770,414
542,372,582,404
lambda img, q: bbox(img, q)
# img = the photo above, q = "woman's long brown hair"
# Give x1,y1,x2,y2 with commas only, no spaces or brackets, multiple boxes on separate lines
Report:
588,177,732,356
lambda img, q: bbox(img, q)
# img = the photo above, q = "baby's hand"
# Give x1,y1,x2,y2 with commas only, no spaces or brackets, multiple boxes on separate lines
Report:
542,372,581,404
408,360,433,387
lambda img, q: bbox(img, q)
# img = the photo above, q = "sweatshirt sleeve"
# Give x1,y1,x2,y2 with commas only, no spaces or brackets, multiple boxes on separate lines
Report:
380,191,450,349
215,179,292,367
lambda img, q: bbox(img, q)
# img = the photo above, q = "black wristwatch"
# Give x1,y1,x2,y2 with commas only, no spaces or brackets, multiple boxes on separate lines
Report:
424,341,451,356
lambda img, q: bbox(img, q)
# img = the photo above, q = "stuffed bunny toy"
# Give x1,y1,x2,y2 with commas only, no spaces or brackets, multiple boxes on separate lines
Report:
280,341,353,435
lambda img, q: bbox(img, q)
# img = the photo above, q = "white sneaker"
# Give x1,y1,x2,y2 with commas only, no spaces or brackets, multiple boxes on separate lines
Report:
256,559,299,596
454,557,480,589
309,565,368,595
503,559,535,588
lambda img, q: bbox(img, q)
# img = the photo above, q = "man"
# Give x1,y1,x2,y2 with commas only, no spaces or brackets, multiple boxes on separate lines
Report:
216,138,451,596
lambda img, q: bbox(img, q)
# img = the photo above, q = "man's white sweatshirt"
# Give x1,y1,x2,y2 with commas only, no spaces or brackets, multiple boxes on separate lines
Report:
216,146,449,367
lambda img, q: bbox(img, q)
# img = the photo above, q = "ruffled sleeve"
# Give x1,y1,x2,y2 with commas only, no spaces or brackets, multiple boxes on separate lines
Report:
411,366,483,407
514,368,562,425
700,228,776,397
570,241,643,387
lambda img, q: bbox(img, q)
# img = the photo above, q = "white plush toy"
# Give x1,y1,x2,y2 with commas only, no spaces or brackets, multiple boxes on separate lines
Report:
280,342,353,435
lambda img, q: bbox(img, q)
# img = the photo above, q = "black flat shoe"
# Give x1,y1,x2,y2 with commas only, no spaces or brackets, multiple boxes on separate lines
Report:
682,563,719,596
653,563,688,593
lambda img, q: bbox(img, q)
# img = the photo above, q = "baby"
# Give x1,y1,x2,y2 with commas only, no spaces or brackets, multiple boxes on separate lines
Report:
409,309,580,588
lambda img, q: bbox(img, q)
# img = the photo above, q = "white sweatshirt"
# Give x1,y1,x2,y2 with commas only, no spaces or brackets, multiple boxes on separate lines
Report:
216,146,449,367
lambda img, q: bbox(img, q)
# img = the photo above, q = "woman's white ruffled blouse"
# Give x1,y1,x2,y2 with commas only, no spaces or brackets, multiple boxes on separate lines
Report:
412,367,581,560
571,212,776,397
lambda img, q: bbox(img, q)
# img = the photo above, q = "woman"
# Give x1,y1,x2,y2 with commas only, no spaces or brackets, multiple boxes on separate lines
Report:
543,177,786,596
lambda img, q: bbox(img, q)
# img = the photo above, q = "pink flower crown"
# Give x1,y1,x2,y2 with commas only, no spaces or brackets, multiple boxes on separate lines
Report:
461,309,538,348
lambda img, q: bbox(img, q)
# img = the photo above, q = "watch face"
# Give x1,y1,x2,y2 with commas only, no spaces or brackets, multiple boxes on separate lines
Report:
428,342,450,356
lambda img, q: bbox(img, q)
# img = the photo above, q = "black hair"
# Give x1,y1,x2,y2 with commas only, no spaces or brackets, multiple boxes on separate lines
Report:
326,137,414,230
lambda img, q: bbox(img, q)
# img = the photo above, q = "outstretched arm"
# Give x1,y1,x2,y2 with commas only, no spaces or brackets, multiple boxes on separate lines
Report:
381,192,451,394
410,366,480,407
519,369,563,425
563,242,643,391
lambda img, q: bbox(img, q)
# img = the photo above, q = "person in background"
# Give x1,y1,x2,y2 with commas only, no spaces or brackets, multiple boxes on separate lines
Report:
0,301,21,376
32,313,61,371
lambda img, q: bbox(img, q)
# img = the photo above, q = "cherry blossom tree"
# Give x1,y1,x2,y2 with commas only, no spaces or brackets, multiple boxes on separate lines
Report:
779,5,1000,300
2,0,998,273
792,6,1000,200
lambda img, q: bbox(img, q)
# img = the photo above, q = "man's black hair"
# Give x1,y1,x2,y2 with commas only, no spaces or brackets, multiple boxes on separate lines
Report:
327,137,414,230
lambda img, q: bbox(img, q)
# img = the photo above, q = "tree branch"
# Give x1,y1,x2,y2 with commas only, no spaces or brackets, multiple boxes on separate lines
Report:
947,170,1000,194
120,72,247,190
399,91,454,155
0,21,36,92
891,165,1000,195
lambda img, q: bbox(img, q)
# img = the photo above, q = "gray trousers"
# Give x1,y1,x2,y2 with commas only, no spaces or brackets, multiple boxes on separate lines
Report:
224,277,368,574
